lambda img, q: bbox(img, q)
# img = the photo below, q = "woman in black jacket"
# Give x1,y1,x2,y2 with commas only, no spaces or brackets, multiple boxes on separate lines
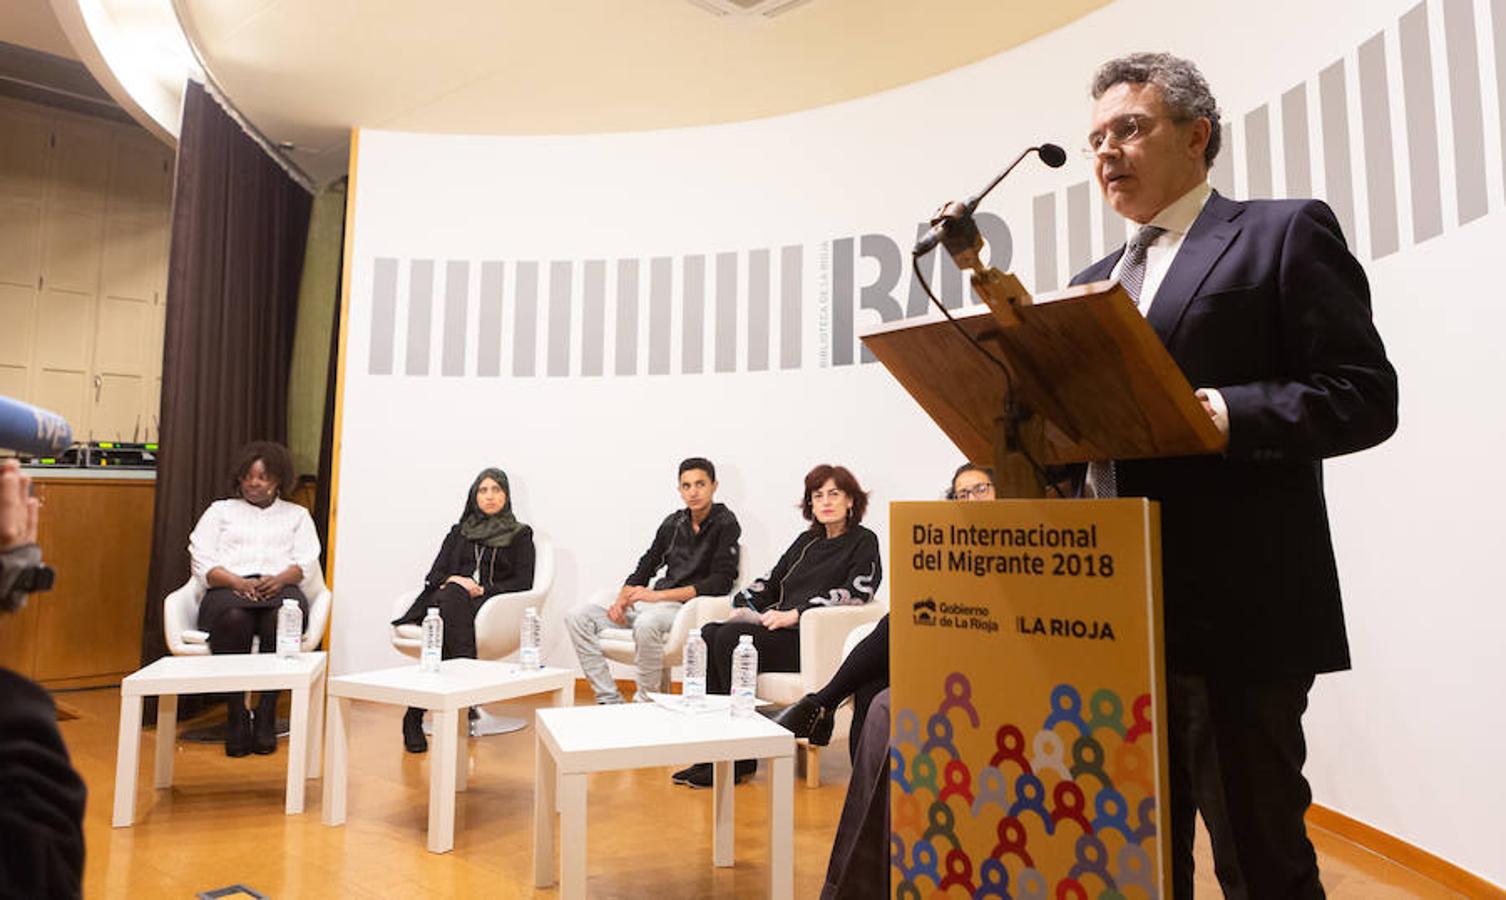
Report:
391,467,535,751
674,463,881,788
776,463,994,755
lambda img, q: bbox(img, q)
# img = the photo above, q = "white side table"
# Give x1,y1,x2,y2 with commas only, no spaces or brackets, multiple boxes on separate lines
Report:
533,703,795,899
112,651,328,827
321,659,573,853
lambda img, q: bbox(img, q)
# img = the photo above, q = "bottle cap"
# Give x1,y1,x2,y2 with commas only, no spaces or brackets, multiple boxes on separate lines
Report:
738,634,753,644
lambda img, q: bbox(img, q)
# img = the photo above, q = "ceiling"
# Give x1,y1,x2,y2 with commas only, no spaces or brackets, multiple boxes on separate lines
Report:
0,1,1113,185
0,0,79,58
175,0,1112,185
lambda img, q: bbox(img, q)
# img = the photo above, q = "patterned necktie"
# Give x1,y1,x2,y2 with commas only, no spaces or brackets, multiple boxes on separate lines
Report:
1087,224,1166,498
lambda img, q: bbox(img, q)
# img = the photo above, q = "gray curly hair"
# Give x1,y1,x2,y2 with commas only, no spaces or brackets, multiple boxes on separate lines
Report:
1091,52,1222,168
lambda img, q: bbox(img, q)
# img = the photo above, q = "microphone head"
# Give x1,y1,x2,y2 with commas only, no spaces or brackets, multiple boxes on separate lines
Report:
1037,143,1067,168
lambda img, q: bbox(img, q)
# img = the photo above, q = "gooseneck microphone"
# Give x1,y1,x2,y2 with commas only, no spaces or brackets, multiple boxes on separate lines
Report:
912,143,1068,256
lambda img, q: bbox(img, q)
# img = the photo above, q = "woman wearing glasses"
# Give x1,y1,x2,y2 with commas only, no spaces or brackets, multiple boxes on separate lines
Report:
775,463,994,751
673,464,882,788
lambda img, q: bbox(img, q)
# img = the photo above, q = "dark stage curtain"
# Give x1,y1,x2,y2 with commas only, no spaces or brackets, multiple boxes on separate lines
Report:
141,81,312,673
313,179,348,567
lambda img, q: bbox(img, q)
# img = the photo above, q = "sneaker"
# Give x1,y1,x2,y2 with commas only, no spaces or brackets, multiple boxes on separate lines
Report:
672,763,709,785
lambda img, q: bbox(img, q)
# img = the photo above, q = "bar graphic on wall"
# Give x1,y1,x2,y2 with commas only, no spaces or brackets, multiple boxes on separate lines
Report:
363,0,1500,382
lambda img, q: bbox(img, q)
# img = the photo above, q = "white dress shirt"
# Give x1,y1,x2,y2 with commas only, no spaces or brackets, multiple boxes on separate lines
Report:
1109,180,1229,436
189,497,321,588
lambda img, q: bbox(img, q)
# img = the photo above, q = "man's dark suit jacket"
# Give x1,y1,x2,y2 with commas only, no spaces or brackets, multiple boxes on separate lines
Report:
1070,190,1398,676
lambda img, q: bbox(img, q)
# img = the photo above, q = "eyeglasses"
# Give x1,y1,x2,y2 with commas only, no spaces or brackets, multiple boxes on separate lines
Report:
954,483,995,500
1082,113,1188,158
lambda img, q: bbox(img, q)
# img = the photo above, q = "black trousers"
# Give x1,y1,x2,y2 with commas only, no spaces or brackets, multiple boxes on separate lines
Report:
393,582,488,660
701,619,801,695
1168,671,1323,900
198,584,308,655
813,614,889,758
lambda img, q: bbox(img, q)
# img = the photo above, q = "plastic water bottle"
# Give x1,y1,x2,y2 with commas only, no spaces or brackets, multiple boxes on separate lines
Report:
420,607,443,673
276,599,302,659
519,607,542,670
731,634,758,718
683,630,707,704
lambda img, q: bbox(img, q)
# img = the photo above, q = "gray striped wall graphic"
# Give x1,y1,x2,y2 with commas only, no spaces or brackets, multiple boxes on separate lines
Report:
368,0,1500,381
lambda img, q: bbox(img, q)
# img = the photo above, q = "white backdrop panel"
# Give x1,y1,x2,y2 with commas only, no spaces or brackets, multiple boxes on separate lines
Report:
334,0,1504,882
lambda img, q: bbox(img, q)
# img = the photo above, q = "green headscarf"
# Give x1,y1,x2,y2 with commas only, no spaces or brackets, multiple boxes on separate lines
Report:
459,467,526,548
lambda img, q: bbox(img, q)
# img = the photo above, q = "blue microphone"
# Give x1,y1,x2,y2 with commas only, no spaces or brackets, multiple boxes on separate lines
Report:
0,396,73,455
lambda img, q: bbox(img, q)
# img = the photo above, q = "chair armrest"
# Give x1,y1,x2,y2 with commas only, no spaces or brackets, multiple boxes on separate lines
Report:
474,583,549,661
300,584,332,652
660,592,733,661
690,594,734,628
798,603,888,692
163,579,205,656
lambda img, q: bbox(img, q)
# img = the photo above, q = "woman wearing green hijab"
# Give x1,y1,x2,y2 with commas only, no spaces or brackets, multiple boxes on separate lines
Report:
391,467,536,752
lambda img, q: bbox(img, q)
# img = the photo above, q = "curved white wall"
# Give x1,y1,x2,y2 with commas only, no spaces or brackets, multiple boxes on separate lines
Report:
334,0,1505,883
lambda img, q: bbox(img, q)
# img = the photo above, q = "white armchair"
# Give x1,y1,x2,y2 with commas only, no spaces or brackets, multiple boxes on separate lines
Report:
163,562,333,656
390,534,556,660
694,595,888,787
595,589,736,693
389,535,556,735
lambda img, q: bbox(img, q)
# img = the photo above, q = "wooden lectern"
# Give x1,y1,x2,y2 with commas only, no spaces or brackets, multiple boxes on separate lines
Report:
864,237,1226,896
861,249,1225,496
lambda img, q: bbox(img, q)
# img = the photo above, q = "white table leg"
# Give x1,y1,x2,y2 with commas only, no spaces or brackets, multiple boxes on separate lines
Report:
555,684,574,707
111,693,143,827
559,772,587,899
306,667,325,780
769,755,794,900
285,684,310,815
455,707,469,793
532,730,557,887
321,696,349,826
153,694,177,789
712,759,734,867
428,708,459,853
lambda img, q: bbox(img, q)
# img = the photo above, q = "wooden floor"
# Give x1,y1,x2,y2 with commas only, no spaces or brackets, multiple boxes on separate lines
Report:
54,684,1466,898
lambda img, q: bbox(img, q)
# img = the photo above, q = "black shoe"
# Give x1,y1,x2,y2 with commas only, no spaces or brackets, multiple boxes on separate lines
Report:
773,693,834,746
672,763,709,786
403,707,428,753
225,703,252,758
252,694,279,755
681,760,757,789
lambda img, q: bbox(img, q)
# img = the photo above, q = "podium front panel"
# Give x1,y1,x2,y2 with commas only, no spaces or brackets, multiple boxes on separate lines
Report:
889,499,1169,897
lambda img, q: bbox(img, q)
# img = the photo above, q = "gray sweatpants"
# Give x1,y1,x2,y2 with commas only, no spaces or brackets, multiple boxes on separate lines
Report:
565,599,683,703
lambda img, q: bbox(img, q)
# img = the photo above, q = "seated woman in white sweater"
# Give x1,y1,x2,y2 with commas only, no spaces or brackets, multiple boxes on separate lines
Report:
188,441,320,757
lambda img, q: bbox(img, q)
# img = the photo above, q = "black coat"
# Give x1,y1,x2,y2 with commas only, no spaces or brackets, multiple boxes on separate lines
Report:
736,525,883,617
1070,191,1397,675
392,525,536,625
0,668,86,900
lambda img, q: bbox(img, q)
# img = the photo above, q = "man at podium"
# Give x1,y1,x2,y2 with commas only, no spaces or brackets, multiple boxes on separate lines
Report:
1071,53,1398,897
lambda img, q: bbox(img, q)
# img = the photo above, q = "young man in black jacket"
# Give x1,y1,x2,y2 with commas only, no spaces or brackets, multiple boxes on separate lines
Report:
566,458,741,704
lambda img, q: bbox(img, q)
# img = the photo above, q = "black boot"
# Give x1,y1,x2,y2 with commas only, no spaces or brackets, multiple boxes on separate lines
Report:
773,693,834,746
252,692,279,755
225,695,252,758
403,707,428,753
